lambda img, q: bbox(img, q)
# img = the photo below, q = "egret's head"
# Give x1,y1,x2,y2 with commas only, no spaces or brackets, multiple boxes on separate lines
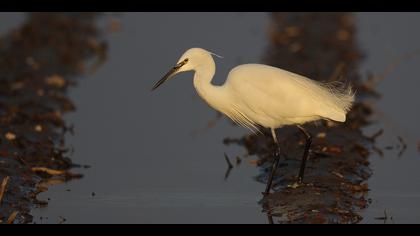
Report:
152,48,218,91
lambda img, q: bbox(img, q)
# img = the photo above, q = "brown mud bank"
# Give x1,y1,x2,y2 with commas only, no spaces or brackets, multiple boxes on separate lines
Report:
224,13,381,223
0,13,106,224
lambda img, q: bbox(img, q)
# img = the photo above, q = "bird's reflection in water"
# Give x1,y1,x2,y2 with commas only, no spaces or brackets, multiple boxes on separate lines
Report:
267,214,274,224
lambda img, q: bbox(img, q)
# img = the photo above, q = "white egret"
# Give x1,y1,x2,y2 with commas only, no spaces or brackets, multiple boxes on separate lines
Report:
152,48,354,195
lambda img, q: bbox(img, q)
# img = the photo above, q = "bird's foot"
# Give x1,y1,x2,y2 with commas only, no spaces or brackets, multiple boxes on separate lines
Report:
287,181,304,189
298,177,304,185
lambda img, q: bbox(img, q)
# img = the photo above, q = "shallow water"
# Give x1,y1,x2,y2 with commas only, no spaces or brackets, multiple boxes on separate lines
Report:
30,12,270,224
357,12,420,223
0,12,418,224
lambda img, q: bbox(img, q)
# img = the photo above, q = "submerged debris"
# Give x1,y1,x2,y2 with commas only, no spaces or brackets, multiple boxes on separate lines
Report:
397,136,407,157
224,153,234,181
4,132,16,141
6,210,18,224
0,176,10,206
58,216,67,224
235,156,242,165
368,129,384,142
44,75,66,88
374,209,393,223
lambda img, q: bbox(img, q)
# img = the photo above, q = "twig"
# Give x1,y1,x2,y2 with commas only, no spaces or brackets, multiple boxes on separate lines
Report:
224,153,233,181
0,176,10,206
397,136,407,157
375,209,388,223
31,167,83,181
368,128,384,142
224,153,233,169
331,171,344,179
31,167,66,175
372,146,384,157
6,211,18,224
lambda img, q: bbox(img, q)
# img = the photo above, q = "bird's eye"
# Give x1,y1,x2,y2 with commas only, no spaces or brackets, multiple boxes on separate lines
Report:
184,59,189,62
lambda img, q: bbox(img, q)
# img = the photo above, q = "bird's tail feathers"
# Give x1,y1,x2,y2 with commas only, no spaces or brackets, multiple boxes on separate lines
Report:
318,81,355,122
323,81,355,111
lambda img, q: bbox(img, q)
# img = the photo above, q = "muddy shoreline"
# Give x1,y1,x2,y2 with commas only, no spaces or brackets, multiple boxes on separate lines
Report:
0,13,106,224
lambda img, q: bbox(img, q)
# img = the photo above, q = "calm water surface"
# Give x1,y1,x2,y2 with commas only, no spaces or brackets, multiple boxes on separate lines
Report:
0,12,416,223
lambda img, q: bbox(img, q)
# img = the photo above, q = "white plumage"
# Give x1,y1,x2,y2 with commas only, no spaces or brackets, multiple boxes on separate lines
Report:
224,64,354,132
153,48,354,132
152,47,355,191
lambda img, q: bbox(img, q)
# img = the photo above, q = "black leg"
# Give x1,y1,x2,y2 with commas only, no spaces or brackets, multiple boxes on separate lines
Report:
297,125,312,183
263,151,280,195
263,128,281,195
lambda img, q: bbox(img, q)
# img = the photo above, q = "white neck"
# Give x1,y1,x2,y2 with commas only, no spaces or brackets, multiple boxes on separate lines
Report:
192,58,229,113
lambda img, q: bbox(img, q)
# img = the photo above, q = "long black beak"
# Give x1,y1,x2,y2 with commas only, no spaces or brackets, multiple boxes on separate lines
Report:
152,60,187,91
